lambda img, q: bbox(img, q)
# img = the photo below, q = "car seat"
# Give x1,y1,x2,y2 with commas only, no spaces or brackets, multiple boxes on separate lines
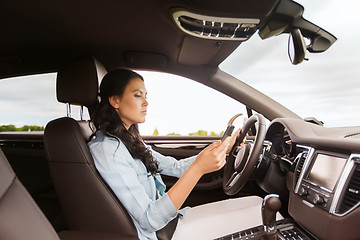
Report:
44,57,138,238
0,147,137,240
0,148,60,240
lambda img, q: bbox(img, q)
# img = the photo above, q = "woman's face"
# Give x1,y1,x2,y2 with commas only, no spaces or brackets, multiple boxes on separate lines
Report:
109,77,148,129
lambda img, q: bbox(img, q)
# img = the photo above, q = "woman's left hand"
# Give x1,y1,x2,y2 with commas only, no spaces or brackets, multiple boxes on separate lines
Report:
226,128,241,154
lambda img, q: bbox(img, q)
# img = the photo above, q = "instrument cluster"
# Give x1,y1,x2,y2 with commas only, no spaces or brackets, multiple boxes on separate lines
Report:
265,126,299,165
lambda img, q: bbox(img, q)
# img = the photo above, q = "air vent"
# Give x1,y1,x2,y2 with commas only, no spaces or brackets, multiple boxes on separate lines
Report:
172,10,260,41
295,151,307,184
338,162,360,214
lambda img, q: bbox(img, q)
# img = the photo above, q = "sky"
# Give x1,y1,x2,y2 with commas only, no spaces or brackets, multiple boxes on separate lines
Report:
0,0,359,134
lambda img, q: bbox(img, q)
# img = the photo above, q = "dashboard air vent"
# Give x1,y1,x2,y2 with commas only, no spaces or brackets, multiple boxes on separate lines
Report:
295,151,307,184
338,162,360,214
172,10,260,41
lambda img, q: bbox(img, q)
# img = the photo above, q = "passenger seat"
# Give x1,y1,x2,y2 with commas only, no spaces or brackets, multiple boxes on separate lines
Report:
0,147,137,240
0,147,60,240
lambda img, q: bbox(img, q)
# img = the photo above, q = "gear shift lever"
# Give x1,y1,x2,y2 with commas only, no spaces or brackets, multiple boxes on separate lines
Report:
262,194,281,236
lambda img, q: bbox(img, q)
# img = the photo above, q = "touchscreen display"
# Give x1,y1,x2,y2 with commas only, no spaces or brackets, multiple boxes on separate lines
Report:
306,154,347,191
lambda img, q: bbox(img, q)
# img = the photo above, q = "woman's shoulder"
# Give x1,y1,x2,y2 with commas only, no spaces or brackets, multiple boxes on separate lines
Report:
88,130,133,160
88,130,122,149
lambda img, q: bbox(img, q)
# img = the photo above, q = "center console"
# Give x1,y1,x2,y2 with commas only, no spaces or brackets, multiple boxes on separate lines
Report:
295,151,348,212
214,195,316,240
216,148,360,240
289,148,360,240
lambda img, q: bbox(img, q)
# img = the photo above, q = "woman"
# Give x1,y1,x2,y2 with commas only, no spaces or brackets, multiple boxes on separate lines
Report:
88,69,240,240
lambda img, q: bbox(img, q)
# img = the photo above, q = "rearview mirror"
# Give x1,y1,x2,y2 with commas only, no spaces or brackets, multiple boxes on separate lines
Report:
288,29,306,65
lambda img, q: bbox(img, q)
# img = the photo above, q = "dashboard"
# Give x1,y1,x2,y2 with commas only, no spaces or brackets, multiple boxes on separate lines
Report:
258,118,360,240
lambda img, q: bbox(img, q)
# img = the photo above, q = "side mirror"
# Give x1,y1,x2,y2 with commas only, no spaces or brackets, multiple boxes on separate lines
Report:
288,29,307,65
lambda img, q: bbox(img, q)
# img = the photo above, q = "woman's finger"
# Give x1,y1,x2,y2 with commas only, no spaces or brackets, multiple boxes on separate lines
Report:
206,140,221,151
211,138,230,155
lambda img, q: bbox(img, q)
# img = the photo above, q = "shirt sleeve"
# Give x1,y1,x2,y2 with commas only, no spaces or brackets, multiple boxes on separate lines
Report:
150,148,197,178
89,137,178,232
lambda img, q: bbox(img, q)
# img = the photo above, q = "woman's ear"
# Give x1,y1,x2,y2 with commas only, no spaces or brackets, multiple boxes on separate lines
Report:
109,96,121,109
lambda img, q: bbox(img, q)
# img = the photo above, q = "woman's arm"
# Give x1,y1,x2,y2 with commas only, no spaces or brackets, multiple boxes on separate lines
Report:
168,138,230,209
152,127,241,178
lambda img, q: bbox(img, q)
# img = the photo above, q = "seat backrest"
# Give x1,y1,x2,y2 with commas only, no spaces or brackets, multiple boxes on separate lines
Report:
0,148,60,240
44,57,137,237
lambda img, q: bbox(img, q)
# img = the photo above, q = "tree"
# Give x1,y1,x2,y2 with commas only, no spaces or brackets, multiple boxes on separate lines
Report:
20,125,45,131
0,125,17,132
189,130,208,136
152,128,159,136
0,124,44,132
167,132,181,136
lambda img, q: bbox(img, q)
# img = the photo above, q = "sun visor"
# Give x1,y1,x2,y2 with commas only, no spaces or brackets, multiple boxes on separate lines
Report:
178,37,224,65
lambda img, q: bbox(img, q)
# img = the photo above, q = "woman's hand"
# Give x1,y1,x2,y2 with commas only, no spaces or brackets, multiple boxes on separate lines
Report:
226,128,241,154
191,138,230,175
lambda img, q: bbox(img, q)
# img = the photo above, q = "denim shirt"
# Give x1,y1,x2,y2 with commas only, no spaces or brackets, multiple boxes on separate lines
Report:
88,131,196,240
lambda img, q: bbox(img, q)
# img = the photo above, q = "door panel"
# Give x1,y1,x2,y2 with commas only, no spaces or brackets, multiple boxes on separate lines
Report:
144,135,222,187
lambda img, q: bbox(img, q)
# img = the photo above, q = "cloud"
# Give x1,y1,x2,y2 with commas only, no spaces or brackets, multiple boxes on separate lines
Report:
0,73,65,126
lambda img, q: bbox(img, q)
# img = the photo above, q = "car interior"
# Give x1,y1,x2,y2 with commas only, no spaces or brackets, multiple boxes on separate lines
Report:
0,0,359,239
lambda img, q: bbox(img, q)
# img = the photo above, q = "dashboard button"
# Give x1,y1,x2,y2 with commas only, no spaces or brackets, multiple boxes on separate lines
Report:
314,194,325,205
299,187,309,197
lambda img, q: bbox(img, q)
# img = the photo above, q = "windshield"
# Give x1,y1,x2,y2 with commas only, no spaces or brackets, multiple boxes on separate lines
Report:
220,0,360,127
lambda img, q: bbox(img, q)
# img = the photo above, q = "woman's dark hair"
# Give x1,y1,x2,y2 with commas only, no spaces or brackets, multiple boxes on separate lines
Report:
93,69,159,175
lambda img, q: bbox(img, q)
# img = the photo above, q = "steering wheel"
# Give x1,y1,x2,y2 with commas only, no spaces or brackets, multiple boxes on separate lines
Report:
223,114,267,195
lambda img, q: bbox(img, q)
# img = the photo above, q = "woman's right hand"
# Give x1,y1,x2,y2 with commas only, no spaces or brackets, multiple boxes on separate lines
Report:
168,138,230,209
192,138,230,176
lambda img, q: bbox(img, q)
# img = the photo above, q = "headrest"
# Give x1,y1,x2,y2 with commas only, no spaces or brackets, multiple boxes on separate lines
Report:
56,57,107,108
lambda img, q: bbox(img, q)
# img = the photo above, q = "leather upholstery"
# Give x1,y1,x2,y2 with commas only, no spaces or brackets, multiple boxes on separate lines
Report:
0,147,138,240
44,57,138,237
58,231,138,240
0,149,60,240
45,117,137,236
56,57,106,108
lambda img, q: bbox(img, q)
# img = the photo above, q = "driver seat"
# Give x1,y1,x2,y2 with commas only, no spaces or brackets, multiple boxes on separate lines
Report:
44,57,138,238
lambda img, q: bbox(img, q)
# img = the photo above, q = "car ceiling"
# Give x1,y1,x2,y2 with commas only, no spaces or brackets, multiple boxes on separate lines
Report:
0,0,280,80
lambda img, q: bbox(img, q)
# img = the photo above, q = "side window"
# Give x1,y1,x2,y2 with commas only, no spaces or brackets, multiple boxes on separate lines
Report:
137,71,247,136
0,71,246,134
0,73,87,132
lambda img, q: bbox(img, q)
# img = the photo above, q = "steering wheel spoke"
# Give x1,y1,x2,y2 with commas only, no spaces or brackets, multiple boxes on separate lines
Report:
225,172,241,188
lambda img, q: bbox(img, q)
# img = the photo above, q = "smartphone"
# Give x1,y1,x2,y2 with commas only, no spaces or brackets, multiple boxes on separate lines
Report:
221,125,234,142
